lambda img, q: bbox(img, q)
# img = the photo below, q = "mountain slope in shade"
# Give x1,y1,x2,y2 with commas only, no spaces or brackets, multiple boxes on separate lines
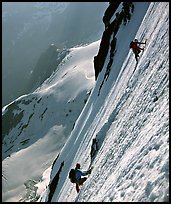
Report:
2,2,107,107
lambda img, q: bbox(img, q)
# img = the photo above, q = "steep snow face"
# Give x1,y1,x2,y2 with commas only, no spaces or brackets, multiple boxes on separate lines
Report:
2,40,100,202
42,2,169,202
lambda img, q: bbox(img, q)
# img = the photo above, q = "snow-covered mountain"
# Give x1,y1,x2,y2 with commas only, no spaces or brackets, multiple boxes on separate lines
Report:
2,40,100,202
2,2,169,202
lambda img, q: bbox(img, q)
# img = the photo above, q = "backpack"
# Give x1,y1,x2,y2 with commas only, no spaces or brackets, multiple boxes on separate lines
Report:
69,169,76,183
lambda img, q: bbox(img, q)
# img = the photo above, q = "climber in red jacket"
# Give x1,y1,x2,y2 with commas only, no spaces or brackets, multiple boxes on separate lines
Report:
130,39,146,62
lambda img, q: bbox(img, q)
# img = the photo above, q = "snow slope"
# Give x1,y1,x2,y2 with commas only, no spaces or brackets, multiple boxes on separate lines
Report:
2,40,100,202
39,2,169,202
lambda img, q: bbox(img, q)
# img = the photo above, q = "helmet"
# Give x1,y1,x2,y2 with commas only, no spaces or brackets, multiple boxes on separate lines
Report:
76,163,80,169
134,39,138,42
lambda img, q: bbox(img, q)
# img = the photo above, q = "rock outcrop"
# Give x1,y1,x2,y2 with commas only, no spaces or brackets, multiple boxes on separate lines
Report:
94,2,134,80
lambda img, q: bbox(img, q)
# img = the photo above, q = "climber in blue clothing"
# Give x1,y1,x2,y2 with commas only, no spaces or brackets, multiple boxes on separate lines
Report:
75,167,87,180
69,163,93,193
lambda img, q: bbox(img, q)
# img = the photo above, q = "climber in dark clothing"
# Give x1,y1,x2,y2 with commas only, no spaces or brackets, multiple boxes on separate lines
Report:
75,163,88,193
69,163,93,193
130,39,146,61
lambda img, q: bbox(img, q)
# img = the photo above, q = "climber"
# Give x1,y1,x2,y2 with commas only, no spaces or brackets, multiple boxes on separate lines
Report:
69,163,93,193
130,39,146,61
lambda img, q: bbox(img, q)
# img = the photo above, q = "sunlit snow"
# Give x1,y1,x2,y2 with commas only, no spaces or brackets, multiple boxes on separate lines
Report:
38,2,168,202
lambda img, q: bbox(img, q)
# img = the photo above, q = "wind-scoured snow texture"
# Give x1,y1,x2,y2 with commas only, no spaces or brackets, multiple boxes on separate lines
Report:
2,40,100,202
42,2,169,202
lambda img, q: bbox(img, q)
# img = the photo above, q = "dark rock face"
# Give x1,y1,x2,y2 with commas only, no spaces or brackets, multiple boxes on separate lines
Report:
94,2,134,80
90,138,98,162
102,2,121,30
48,161,64,202
94,29,111,80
